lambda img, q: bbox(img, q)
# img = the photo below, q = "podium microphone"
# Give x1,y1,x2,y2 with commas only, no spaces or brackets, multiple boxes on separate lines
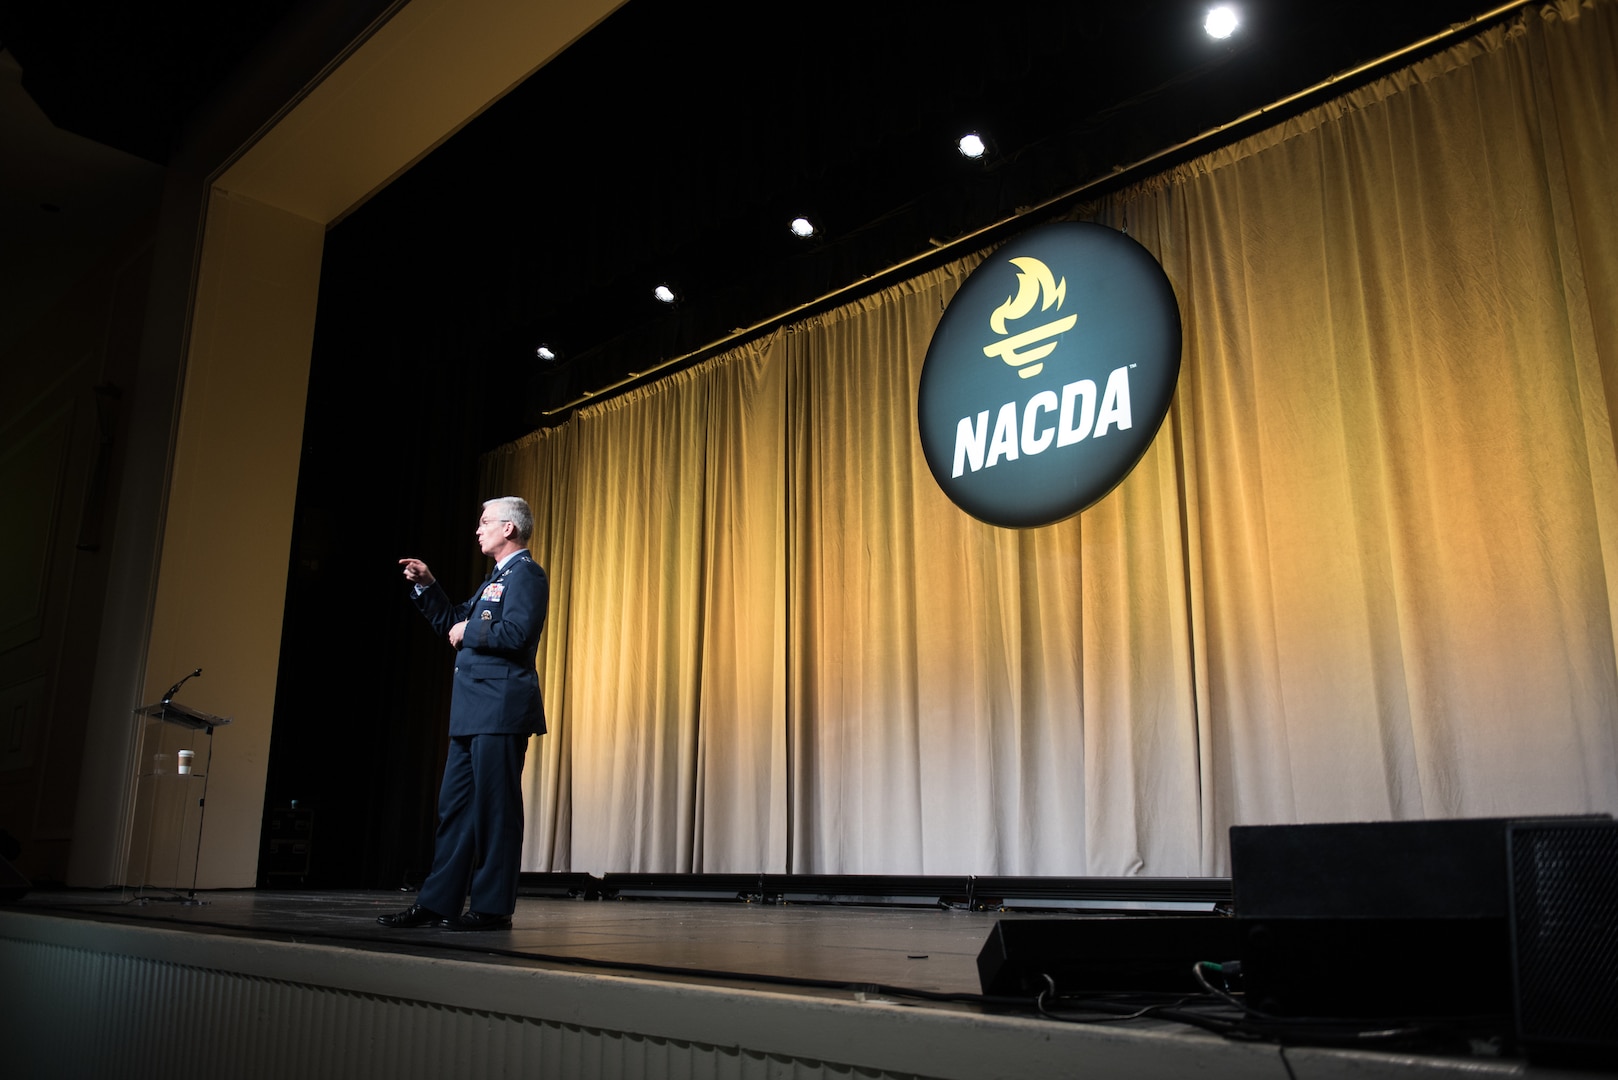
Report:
162,668,202,705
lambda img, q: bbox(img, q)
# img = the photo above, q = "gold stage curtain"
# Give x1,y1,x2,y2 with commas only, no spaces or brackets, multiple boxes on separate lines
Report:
483,0,1618,875
488,343,790,873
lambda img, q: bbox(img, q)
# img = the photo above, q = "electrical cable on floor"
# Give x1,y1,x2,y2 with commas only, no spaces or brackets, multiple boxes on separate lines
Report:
1027,959,1508,1054
1193,959,1271,1015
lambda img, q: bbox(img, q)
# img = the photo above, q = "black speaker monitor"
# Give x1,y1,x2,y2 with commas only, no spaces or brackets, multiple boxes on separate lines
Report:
1507,818,1618,1068
1229,816,1607,1020
977,917,1241,997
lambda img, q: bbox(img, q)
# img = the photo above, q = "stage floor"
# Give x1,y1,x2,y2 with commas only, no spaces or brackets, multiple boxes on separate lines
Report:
13,885,1017,998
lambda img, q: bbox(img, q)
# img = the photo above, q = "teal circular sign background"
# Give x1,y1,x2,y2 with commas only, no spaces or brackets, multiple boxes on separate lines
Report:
917,222,1182,528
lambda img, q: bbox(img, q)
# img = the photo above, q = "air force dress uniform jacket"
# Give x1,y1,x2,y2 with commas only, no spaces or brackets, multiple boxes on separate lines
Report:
412,552,548,737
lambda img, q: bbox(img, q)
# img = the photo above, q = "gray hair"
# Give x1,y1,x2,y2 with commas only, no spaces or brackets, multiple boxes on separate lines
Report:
483,496,534,542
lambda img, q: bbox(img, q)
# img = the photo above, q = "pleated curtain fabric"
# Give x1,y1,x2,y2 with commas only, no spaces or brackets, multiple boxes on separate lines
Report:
481,0,1618,876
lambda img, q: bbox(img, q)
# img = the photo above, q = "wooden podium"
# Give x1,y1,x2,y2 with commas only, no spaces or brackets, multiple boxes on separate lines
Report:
127,700,231,901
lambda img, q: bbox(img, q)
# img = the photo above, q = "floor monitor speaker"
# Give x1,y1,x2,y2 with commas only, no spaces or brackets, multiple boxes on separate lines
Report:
976,917,1241,997
1229,818,1542,1018
1507,819,1618,1068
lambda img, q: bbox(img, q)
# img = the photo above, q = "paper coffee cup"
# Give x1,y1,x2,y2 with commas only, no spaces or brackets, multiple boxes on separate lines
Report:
177,749,194,775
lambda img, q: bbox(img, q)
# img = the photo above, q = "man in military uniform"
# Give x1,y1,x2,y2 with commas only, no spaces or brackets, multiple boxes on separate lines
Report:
380,496,548,930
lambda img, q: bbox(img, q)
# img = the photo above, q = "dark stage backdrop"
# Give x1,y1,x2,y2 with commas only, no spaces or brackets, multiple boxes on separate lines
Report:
257,236,539,887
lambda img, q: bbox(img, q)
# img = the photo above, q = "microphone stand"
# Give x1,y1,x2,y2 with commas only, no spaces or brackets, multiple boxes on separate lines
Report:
163,668,202,706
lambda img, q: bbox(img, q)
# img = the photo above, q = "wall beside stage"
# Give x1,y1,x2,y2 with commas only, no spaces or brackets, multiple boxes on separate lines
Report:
0,225,156,886
483,1,1618,877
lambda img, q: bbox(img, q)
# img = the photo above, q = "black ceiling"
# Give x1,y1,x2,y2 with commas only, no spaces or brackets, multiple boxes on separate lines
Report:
0,0,304,164
6,0,1513,434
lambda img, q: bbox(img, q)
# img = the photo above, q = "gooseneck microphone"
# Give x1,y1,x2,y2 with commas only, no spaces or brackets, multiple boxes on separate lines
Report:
162,668,203,706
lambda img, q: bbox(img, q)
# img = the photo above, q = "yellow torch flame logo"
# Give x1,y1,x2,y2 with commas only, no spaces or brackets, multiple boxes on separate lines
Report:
982,256,1078,379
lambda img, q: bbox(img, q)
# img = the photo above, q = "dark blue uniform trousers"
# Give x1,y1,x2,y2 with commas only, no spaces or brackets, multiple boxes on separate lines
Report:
416,732,528,916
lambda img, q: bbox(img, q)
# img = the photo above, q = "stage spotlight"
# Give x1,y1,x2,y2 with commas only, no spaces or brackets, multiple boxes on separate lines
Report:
654,284,676,304
958,133,987,159
535,345,557,362
790,217,816,238
1205,4,1239,39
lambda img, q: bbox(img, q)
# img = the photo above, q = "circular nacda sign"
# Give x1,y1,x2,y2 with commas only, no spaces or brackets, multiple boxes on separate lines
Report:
917,222,1182,528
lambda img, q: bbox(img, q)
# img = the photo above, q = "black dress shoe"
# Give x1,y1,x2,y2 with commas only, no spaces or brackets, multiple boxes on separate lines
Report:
377,903,453,928
450,910,512,931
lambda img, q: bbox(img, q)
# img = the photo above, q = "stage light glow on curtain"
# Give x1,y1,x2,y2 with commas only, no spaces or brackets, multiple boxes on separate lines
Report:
484,0,1618,875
